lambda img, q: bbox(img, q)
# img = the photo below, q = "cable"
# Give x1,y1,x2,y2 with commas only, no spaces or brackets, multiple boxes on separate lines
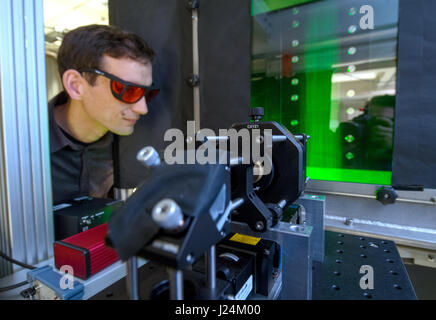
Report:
0,250,36,293
0,250,36,270
0,281,29,292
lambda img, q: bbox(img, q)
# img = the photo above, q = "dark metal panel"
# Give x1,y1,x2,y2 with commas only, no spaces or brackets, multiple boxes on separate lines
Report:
109,1,252,188
198,0,252,131
313,231,417,299
392,0,436,189
109,0,194,188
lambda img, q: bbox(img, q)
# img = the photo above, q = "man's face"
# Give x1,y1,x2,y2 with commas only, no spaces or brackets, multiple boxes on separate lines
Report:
81,55,153,136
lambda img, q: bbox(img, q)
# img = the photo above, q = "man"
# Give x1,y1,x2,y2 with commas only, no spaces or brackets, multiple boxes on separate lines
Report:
338,95,395,171
50,24,158,205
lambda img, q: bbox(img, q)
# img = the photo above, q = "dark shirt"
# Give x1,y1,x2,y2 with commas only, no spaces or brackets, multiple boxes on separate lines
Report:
49,92,114,205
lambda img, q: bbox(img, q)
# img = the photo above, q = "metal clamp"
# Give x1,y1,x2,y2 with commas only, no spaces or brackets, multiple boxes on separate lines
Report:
187,74,200,87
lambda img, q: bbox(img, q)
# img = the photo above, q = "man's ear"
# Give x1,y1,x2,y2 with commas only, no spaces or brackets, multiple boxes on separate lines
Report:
62,69,86,100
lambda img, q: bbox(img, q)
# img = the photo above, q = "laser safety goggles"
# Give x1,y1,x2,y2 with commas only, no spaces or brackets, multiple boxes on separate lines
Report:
79,68,160,104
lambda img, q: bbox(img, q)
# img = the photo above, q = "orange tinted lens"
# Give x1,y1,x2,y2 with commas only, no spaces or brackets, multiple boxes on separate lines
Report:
122,86,145,103
111,80,125,95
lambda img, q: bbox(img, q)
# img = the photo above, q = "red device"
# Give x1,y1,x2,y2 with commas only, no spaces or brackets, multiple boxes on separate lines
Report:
54,223,119,280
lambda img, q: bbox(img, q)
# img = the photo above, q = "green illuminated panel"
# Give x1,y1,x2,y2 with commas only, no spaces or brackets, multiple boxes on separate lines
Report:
251,0,399,185
252,0,313,16
307,167,392,185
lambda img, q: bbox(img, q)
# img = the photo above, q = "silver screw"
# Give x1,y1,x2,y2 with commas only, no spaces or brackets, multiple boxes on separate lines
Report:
430,196,436,203
137,146,161,167
290,225,301,232
255,221,264,231
152,199,183,230
345,218,354,226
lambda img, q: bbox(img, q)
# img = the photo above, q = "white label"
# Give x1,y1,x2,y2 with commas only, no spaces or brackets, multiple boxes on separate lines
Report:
235,275,253,300
151,240,179,254
74,196,91,201
53,203,72,211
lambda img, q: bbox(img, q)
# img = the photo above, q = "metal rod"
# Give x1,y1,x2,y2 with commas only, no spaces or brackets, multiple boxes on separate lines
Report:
207,135,301,143
205,245,216,291
229,157,244,167
295,134,311,141
216,198,245,231
307,190,436,206
113,188,136,200
272,134,309,142
168,268,184,300
272,135,287,142
126,257,139,300
192,8,200,131
205,136,230,142
278,199,287,209
114,188,138,300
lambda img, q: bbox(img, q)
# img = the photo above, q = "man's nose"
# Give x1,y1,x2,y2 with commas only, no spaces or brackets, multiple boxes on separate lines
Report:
131,97,148,115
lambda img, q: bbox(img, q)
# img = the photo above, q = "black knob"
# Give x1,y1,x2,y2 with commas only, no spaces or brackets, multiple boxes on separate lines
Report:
250,107,264,122
376,187,398,205
266,203,283,227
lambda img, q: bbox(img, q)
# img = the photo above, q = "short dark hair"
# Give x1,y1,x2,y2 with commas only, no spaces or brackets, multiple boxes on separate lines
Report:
369,95,395,108
57,24,155,85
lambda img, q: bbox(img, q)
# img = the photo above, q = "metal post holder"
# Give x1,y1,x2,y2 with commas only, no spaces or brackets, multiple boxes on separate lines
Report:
230,221,313,300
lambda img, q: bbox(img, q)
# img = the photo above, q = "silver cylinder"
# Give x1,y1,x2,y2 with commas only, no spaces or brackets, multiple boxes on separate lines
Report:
205,136,230,142
114,188,139,300
168,268,184,300
278,199,287,209
113,188,136,200
126,257,140,300
192,8,200,131
137,146,161,167
205,245,216,290
229,157,244,167
152,199,183,230
272,135,287,142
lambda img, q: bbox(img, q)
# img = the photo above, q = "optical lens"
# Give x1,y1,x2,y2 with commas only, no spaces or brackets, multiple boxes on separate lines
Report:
111,80,125,95
122,86,146,103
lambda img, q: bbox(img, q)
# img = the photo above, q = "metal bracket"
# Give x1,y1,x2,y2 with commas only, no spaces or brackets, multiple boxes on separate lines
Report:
230,221,313,299
187,74,200,87
296,194,325,263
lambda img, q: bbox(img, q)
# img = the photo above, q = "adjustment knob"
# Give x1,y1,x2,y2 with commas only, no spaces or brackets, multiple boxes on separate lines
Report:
137,146,161,168
152,199,184,230
376,187,398,205
250,107,264,122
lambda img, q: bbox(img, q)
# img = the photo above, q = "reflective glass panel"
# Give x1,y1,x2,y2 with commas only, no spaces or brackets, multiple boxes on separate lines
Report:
251,0,399,184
